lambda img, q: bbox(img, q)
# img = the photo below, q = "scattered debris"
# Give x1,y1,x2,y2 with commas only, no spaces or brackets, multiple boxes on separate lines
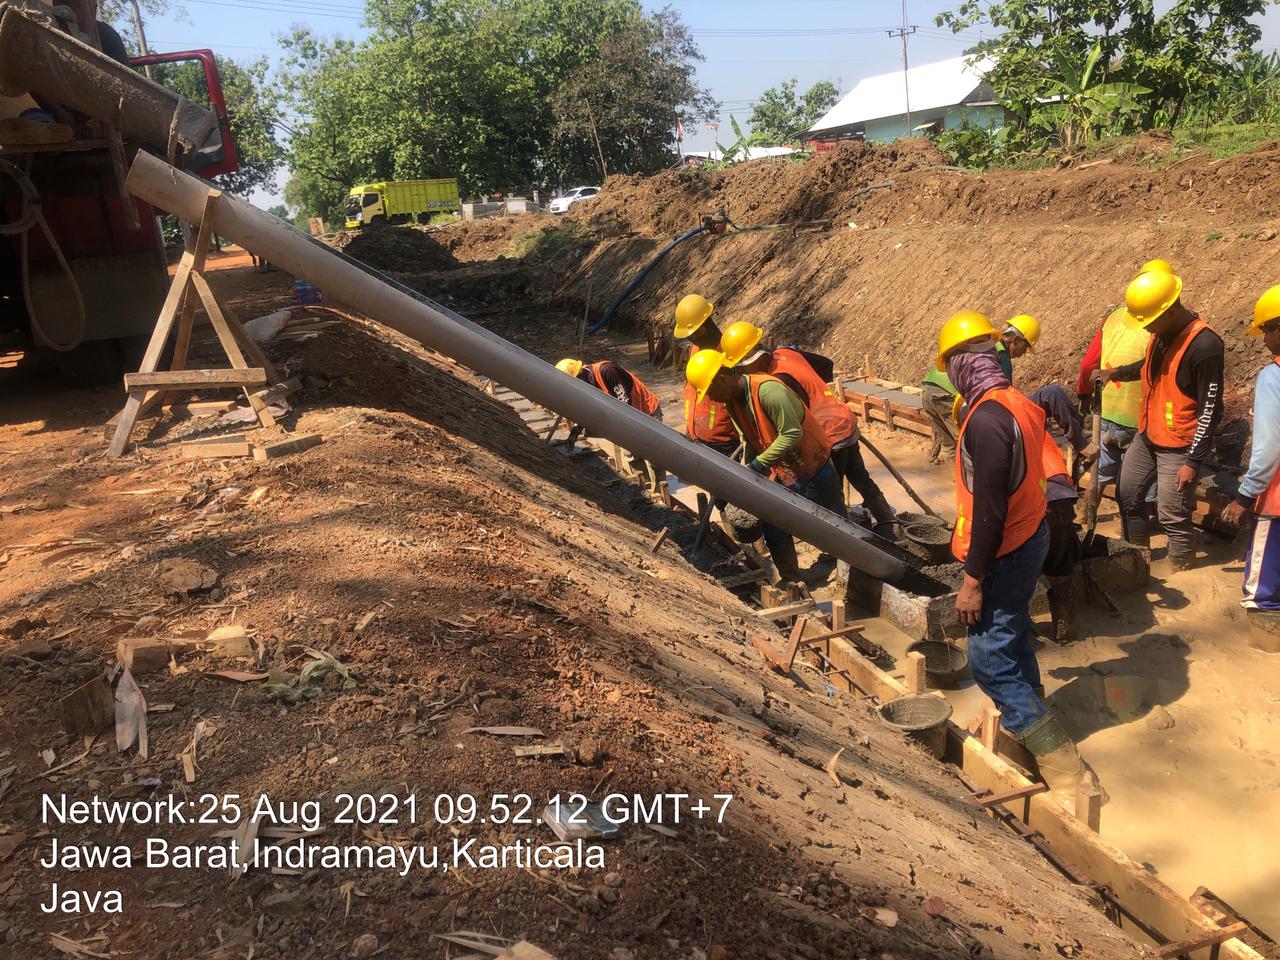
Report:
205,624,253,658
2,635,53,661
542,801,621,841
180,719,216,783
350,932,379,958
465,726,545,737
0,832,25,861
59,676,115,735
513,743,569,759
861,906,899,928
825,748,845,788
181,434,252,459
207,669,269,683
116,637,170,674
158,558,220,596
1148,705,1176,730
114,665,149,758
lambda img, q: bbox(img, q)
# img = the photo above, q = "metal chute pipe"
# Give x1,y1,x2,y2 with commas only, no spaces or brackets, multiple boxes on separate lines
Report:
125,152,921,587
586,225,705,335
0,4,221,160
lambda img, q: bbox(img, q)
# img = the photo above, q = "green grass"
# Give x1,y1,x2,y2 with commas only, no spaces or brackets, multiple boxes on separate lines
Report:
1172,121,1280,158
509,222,588,261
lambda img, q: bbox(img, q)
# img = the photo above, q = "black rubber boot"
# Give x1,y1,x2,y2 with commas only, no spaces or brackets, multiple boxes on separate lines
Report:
1046,575,1077,642
865,493,899,541
1017,711,1107,816
1169,551,1195,572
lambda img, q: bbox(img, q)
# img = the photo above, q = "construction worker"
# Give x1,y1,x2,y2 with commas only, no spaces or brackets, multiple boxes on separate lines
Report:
1000,314,1040,366
719,321,899,539
1094,269,1225,569
1220,286,1280,650
674,294,738,456
921,362,959,463
953,382,1094,641
685,347,844,583
1077,260,1167,500
556,357,663,482
921,315,1022,463
939,310,1100,813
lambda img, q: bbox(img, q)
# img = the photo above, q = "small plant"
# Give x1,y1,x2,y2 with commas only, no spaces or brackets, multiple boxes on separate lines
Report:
1205,230,1225,243
510,223,587,260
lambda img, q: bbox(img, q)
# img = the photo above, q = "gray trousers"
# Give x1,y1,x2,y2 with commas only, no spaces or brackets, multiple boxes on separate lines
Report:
1116,432,1198,556
922,384,957,460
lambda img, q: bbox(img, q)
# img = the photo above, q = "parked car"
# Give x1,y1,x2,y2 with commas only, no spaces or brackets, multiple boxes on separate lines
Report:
548,186,599,214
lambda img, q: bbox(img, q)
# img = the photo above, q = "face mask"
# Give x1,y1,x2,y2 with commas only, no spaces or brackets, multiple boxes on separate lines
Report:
968,338,998,354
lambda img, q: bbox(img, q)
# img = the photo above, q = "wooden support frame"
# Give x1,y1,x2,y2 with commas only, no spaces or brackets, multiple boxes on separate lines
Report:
107,189,282,458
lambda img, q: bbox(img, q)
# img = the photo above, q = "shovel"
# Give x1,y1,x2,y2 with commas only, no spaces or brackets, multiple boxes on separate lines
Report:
1083,379,1104,549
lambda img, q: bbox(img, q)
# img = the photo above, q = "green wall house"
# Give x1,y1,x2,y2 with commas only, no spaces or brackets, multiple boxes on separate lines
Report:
808,56,1007,144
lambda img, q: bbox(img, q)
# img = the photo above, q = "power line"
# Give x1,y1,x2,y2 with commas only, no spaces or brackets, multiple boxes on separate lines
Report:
179,0,364,18
887,1,916,131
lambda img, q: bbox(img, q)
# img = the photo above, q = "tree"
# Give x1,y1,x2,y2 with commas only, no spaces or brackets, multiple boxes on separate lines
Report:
1038,42,1149,148
266,204,291,220
936,0,1276,135
551,9,716,178
747,78,839,144
276,0,714,219
151,56,285,196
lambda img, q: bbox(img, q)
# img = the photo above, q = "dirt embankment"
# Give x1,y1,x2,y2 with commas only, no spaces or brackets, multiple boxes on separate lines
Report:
0,265,1142,959
528,140,1280,467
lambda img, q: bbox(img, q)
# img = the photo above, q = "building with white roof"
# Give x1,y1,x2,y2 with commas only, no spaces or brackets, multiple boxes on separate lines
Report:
807,55,1004,143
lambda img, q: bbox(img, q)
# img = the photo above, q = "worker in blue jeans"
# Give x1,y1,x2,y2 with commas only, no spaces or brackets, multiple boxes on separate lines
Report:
937,311,1104,816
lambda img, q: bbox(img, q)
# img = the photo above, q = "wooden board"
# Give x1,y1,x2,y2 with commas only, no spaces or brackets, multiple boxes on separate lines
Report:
125,368,267,391
181,435,252,459
252,434,323,461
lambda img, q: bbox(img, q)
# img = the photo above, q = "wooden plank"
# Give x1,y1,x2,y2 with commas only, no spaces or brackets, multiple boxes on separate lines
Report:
756,599,813,621
981,707,1001,752
717,568,768,589
252,433,323,461
181,434,251,459
822,635,907,702
1153,923,1249,959
107,393,144,459
948,731,1266,959
649,527,670,553
904,650,927,693
125,368,266,391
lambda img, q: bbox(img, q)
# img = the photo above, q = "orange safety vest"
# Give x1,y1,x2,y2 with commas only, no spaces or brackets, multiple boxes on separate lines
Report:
1138,317,1215,447
727,374,832,486
768,347,859,447
588,361,660,416
682,345,738,443
1041,434,1069,483
1258,357,1280,517
952,387,1048,563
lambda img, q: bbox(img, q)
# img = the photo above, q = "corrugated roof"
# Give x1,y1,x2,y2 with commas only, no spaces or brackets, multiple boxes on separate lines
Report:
808,55,996,134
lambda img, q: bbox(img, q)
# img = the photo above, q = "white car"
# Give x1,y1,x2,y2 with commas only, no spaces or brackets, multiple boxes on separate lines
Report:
548,186,599,214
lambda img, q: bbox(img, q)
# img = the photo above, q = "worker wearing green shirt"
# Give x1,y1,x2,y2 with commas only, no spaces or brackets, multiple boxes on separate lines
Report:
686,348,844,582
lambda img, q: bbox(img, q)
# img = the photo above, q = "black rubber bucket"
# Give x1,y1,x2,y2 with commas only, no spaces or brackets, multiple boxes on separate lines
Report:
905,638,970,688
879,694,953,759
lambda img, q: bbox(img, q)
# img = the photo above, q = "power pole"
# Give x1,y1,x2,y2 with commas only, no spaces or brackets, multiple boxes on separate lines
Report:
886,0,917,136
128,0,153,77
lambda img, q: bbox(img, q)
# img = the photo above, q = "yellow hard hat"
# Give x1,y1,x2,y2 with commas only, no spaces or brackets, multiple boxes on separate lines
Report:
675,294,715,338
1005,314,1041,349
686,348,727,401
720,320,765,367
1139,258,1174,275
1124,270,1183,328
555,358,584,377
936,310,999,370
1251,285,1280,335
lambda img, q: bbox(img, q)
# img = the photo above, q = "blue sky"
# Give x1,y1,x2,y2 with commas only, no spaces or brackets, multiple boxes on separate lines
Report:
137,0,1280,203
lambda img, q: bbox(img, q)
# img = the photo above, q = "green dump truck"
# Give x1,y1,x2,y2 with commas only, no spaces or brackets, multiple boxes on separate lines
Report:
343,179,461,228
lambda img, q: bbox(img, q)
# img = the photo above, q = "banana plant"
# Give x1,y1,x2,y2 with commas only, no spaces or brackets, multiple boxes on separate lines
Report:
1043,41,1151,148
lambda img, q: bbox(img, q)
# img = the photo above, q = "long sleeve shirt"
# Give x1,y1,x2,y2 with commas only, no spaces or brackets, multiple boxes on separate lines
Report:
581,361,637,407
745,379,806,469
959,401,1022,581
1030,384,1085,503
1237,361,1280,509
1077,327,1103,398
1110,320,1224,464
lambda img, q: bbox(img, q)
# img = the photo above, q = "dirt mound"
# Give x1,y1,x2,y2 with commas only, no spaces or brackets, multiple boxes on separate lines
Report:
331,225,458,272
572,138,949,237
541,140,1280,461
0,267,1141,959
435,212,566,262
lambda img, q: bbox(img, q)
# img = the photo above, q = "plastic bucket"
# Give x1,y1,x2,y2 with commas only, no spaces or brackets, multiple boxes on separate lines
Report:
905,638,969,688
878,694,953,759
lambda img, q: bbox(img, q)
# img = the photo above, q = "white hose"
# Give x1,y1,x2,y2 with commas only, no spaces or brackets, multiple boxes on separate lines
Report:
0,158,86,352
